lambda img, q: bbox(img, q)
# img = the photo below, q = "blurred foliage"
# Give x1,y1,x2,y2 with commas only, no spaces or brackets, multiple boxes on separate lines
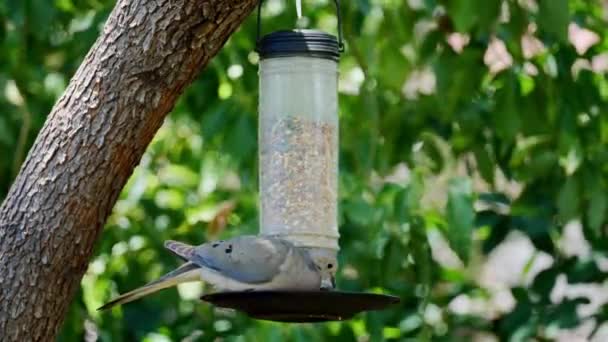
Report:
1,0,608,341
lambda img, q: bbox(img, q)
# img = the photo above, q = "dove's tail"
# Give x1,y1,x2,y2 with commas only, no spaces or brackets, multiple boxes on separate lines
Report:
97,262,200,311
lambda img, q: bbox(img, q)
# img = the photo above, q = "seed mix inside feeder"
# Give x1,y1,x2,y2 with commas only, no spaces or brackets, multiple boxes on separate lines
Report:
202,1,400,322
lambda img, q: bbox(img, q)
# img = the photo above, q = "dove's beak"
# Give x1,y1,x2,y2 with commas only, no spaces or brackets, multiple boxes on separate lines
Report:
320,275,336,290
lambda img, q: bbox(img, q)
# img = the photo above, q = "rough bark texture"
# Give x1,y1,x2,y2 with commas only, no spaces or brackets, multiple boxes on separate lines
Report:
0,0,257,340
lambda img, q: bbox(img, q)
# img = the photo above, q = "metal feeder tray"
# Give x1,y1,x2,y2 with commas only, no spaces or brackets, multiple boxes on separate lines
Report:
201,290,400,323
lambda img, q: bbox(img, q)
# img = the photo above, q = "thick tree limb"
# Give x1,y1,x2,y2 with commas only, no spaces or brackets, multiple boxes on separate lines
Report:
0,0,257,340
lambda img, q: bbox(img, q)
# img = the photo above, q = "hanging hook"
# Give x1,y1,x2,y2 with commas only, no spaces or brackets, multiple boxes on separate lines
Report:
255,0,344,52
256,0,263,50
334,0,344,52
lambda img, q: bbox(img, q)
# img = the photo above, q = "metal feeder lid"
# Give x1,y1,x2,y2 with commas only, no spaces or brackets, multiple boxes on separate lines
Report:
201,290,400,323
256,29,341,61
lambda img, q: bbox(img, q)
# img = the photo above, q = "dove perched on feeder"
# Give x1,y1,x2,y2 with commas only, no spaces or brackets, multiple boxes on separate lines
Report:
98,235,337,310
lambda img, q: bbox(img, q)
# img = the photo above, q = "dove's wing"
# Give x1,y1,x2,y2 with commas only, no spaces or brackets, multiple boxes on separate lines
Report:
97,262,200,311
164,240,196,261
187,236,292,284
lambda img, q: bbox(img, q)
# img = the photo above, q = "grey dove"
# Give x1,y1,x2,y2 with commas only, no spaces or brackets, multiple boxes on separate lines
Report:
98,235,337,310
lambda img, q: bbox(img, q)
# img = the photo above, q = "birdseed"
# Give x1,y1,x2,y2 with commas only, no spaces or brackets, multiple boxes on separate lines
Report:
260,115,338,237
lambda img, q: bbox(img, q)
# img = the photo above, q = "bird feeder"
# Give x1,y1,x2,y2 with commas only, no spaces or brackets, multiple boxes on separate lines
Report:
203,0,399,322
257,30,341,254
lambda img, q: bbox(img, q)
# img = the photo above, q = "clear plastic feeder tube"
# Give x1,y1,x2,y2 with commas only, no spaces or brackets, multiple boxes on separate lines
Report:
258,55,339,250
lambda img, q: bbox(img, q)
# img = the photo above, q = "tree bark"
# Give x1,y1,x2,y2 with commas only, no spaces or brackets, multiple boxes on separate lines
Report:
0,0,257,340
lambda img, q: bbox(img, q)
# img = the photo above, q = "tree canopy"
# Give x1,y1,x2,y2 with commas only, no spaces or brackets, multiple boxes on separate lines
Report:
1,0,608,341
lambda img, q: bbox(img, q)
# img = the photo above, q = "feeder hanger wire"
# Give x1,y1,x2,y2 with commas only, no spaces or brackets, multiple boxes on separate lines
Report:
255,0,345,53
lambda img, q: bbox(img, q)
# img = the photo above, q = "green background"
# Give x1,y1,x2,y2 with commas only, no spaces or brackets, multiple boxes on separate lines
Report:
1,0,608,341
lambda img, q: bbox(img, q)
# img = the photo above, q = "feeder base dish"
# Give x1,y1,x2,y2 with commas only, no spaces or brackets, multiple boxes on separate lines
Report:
201,290,400,323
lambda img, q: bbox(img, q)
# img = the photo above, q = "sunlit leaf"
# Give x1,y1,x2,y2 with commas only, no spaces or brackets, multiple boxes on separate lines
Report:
445,177,474,264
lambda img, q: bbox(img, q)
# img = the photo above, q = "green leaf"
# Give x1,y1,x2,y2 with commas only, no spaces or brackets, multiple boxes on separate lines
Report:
365,312,383,342
543,298,589,329
225,116,255,161
0,13,5,43
445,177,475,264
476,0,502,33
373,224,391,259
501,290,535,340
344,198,375,226
394,175,424,223
29,0,57,40
531,267,559,302
513,216,554,253
519,73,535,96
54,0,76,12
0,116,13,145
435,49,485,117
557,176,580,221
601,115,608,144
494,73,521,141
473,146,494,184
448,0,478,32
337,324,357,341
409,216,431,308
537,0,569,42
505,2,529,39
564,257,606,283
448,0,501,33
587,185,607,235
477,210,511,253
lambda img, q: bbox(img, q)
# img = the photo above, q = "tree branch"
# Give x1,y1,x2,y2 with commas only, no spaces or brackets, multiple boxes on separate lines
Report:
0,0,258,340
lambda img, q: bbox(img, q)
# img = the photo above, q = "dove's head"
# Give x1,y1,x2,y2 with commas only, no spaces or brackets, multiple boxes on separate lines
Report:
305,248,338,290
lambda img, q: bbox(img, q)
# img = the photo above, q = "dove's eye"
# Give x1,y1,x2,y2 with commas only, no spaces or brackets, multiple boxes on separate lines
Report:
327,264,333,269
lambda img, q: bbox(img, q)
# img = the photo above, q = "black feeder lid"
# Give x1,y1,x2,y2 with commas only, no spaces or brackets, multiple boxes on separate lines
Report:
201,290,400,323
256,29,341,61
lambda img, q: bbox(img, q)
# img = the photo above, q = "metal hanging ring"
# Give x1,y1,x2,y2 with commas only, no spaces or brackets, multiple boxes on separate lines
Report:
334,0,345,52
255,0,344,52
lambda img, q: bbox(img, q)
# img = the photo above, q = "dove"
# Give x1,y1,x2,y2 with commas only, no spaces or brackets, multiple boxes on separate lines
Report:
98,235,337,310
